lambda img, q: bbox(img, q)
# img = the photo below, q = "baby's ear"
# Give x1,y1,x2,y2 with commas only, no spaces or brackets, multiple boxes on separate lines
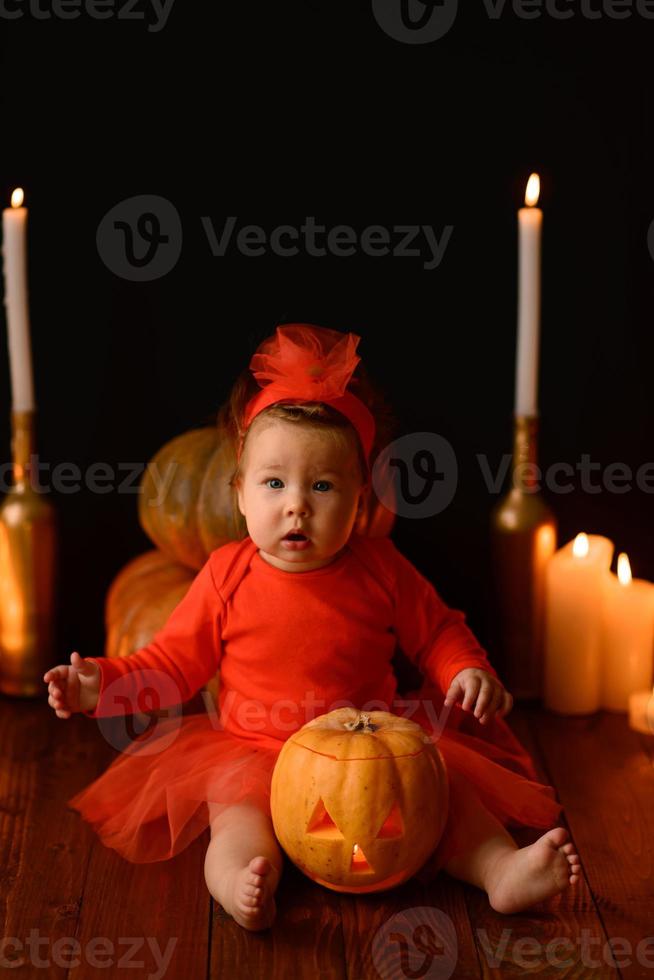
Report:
234,477,245,516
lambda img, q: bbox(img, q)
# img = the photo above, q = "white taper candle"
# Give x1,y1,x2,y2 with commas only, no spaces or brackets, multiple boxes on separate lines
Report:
2,188,35,412
515,173,542,417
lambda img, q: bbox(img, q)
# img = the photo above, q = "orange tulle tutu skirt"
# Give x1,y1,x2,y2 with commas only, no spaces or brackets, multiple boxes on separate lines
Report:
67,687,563,870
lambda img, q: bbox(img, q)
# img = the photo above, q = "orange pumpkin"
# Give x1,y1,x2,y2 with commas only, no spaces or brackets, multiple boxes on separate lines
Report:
138,424,396,571
138,426,246,571
270,708,448,894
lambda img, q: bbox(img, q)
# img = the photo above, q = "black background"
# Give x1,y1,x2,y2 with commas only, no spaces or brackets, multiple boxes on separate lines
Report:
0,2,652,669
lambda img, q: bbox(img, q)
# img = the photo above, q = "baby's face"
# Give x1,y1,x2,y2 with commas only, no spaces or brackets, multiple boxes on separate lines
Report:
236,419,366,572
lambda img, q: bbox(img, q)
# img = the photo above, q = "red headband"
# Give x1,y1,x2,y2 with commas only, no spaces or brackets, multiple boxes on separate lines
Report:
237,323,376,467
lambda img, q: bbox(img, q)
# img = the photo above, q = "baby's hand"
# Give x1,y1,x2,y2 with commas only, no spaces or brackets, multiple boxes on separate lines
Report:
43,652,101,718
443,668,513,725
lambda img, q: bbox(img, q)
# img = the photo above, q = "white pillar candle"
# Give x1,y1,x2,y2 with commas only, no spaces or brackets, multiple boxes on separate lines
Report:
628,687,654,734
601,554,654,711
544,533,614,715
514,173,543,417
2,188,35,412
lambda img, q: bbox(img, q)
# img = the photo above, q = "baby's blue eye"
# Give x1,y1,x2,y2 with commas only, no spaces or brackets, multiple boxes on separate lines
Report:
263,478,333,491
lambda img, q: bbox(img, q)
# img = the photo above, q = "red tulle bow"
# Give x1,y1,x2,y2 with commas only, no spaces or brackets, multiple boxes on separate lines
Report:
248,323,362,400
240,323,376,467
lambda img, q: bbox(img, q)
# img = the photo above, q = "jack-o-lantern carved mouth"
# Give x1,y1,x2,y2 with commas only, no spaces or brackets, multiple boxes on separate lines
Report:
306,797,404,873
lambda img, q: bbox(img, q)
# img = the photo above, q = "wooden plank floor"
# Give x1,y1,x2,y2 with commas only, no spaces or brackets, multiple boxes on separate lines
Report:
1,695,653,979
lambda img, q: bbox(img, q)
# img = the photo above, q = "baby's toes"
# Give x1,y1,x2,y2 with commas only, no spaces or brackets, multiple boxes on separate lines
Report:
249,856,273,877
545,826,569,849
246,871,263,892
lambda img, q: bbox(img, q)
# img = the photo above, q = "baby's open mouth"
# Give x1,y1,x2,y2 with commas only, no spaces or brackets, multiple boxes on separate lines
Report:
284,532,308,541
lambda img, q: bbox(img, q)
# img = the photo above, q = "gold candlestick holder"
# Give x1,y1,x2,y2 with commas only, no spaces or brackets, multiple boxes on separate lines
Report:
489,414,557,701
0,410,58,697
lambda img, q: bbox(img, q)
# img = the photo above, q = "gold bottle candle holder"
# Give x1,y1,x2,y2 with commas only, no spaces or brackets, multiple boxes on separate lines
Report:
0,410,58,697
489,414,557,701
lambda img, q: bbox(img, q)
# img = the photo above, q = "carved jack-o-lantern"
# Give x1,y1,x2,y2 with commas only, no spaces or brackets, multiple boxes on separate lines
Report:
270,708,449,894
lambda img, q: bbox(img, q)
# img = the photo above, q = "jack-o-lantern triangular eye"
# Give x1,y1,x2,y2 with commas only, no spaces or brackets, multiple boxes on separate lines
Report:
306,798,344,839
377,800,404,838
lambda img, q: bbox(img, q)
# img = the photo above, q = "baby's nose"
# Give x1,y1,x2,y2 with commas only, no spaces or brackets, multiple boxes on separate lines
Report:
287,496,309,515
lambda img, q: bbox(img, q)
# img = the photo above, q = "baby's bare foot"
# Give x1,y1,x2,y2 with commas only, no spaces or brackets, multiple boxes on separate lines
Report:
223,856,280,931
487,827,581,914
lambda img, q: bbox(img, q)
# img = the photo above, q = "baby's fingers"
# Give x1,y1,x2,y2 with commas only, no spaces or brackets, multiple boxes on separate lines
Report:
460,677,481,712
473,681,495,720
443,679,463,708
477,686,503,724
48,689,72,718
44,667,73,718
499,690,514,717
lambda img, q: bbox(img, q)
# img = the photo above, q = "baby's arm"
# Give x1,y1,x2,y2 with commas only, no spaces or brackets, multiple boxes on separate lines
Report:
43,556,225,719
385,541,512,725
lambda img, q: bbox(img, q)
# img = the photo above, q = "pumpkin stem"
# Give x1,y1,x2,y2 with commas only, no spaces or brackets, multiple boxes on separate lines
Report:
343,712,378,733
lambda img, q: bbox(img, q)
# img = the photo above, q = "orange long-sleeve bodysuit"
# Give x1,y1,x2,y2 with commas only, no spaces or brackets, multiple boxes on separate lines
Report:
68,533,562,866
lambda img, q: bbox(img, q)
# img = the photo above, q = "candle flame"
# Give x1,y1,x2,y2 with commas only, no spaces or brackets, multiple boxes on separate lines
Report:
573,533,589,558
353,844,358,854
11,188,24,208
617,552,632,586
525,173,540,207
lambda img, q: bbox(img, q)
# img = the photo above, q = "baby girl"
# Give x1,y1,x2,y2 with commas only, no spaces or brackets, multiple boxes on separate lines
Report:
44,323,580,931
